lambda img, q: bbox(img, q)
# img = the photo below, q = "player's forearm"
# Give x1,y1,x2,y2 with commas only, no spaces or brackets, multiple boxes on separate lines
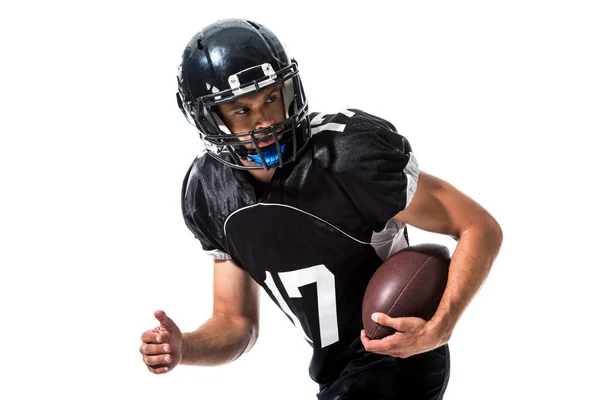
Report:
181,315,258,366
430,224,503,340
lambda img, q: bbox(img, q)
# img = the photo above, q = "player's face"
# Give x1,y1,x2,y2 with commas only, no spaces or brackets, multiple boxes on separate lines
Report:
217,86,286,149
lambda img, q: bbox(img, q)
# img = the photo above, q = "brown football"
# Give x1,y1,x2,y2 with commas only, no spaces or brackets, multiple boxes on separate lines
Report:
362,243,451,340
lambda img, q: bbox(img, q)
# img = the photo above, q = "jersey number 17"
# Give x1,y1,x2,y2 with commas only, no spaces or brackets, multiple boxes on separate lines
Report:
264,264,339,348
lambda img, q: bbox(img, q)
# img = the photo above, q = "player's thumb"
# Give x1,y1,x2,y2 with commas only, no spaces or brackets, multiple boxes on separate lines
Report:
154,310,177,330
371,312,396,328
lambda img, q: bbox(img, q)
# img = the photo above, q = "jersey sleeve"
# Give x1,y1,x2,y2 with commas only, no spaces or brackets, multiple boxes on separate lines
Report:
320,110,420,232
181,159,232,260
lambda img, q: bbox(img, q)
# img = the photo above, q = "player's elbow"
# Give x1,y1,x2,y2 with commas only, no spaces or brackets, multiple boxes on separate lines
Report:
482,216,503,262
474,207,503,251
488,217,503,250
495,223,503,248
464,214,503,260
244,323,259,353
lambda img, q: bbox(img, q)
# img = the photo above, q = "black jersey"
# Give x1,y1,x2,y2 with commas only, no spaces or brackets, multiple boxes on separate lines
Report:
181,109,420,384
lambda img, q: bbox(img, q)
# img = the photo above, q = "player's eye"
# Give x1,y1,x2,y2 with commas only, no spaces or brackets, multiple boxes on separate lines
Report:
235,107,249,115
265,95,277,104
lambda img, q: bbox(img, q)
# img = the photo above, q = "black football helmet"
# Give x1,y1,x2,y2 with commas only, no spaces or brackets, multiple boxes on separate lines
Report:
176,18,311,170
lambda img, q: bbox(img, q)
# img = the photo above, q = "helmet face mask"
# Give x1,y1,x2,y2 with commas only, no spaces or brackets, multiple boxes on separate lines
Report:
176,19,311,170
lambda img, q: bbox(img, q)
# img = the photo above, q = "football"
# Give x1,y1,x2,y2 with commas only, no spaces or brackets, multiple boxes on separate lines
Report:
362,243,451,340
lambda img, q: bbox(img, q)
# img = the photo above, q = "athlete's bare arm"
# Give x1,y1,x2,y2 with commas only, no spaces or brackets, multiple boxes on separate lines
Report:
393,170,502,337
182,258,261,366
361,170,502,358
140,258,260,373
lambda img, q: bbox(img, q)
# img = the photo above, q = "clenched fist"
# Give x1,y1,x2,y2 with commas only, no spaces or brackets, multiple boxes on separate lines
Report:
139,310,184,374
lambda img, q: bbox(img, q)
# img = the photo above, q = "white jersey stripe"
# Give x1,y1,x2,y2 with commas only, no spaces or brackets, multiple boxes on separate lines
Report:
310,113,327,125
224,203,395,247
311,123,347,134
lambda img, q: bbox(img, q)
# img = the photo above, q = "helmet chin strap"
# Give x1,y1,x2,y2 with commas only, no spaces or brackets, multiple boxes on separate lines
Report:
247,143,287,166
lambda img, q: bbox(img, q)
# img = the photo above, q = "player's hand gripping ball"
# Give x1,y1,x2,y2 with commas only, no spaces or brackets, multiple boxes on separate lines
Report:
362,243,451,340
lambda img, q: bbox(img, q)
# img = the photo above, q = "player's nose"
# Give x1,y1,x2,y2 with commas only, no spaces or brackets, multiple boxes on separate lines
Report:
254,109,275,131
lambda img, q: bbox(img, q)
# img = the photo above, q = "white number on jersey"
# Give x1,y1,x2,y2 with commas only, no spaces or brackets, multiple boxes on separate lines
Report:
264,265,339,348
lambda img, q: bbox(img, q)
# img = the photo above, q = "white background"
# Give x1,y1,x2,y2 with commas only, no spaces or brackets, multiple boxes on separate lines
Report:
1,0,599,399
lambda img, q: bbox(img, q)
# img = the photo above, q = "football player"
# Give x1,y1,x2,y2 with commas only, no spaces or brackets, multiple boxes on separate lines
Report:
139,18,503,399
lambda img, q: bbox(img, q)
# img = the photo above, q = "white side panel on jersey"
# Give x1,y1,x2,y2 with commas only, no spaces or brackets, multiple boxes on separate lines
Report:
404,152,420,208
370,218,409,260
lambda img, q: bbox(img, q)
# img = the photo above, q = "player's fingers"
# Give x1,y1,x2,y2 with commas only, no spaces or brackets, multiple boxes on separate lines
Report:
361,329,382,353
140,330,164,344
144,354,173,367
392,317,425,333
154,310,177,331
140,343,171,356
371,313,399,329
371,313,422,332
360,330,371,347
362,338,385,354
146,365,170,374
362,334,396,354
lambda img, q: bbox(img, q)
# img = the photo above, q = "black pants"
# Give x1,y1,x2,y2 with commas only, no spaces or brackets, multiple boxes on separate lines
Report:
316,345,450,400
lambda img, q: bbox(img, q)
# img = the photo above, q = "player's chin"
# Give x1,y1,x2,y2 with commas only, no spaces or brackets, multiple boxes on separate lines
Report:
240,153,267,167
241,158,263,167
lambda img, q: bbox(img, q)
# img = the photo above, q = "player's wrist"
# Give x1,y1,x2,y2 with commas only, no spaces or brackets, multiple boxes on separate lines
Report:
180,334,193,364
428,312,455,344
